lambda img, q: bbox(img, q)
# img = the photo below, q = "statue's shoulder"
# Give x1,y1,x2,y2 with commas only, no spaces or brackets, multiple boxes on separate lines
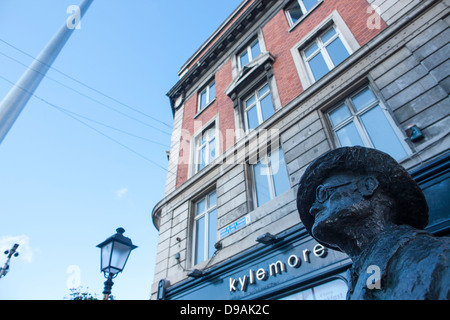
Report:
348,226,450,300
387,228,450,299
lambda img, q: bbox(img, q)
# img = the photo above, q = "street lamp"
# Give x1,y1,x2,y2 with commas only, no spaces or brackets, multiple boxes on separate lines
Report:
96,228,137,300
0,244,19,279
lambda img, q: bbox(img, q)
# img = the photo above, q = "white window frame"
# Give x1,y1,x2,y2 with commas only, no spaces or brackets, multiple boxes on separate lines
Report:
243,82,275,133
301,25,352,83
198,79,216,111
192,189,217,265
251,147,290,208
191,118,219,176
238,38,262,70
290,11,360,89
326,86,411,160
285,0,321,27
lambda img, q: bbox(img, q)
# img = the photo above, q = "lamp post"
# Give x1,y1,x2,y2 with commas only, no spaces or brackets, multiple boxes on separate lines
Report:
96,228,137,300
0,244,19,279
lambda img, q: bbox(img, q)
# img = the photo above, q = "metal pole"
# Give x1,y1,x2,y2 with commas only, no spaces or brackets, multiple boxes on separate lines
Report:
0,244,19,279
102,273,114,300
0,0,94,144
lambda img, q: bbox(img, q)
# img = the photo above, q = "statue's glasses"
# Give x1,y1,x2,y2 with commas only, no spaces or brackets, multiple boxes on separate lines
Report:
315,181,354,203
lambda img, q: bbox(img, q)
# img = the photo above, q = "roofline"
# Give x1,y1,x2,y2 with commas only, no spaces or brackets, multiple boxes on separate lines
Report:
177,0,252,77
166,0,274,116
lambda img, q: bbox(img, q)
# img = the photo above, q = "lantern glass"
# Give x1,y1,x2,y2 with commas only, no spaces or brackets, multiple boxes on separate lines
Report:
109,241,132,273
97,228,137,275
100,241,113,272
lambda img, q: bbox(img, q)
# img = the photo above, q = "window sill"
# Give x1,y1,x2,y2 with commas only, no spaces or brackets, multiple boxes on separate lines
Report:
288,0,324,33
194,98,216,119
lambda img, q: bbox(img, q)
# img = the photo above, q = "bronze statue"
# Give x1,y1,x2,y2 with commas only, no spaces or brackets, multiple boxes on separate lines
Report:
297,146,449,299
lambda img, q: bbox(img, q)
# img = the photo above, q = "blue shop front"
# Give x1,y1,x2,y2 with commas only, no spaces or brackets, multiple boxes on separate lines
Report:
160,227,351,300
158,151,450,300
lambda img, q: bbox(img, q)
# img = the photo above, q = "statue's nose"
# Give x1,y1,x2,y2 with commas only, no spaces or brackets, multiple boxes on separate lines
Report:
309,202,322,217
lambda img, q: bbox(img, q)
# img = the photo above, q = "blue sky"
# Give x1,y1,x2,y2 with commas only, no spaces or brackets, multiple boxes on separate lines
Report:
0,0,242,300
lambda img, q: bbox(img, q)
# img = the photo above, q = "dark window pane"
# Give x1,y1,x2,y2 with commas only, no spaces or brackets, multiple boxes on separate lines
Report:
254,161,271,207
304,42,319,58
195,216,205,264
321,27,337,44
208,209,217,258
360,105,407,160
308,52,329,81
303,0,319,11
287,1,303,25
247,106,259,131
329,104,351,127
352,87,377,111
209,81,215,100
251,40,261,60
240,50,249,67
260,94,274,122
200,90,207,108
336,122,364,147
270,149,290,197
326,37,350,67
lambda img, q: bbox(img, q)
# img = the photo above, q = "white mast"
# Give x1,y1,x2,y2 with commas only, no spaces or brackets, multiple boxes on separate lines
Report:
0,0,94,144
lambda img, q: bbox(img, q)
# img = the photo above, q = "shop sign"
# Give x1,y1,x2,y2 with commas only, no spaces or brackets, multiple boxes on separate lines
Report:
229,243,328,293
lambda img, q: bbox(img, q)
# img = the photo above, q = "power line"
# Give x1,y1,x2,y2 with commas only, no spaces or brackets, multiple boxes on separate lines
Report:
0,37,173,129
0,73,177,176
0,49,172,136
55,105,170,173
49,103,170,148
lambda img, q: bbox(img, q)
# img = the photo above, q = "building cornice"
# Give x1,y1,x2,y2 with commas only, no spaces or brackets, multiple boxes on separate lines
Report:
177,0,253,77
166,0,276,116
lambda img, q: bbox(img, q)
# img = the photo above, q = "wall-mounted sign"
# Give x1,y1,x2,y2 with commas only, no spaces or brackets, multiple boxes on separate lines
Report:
229,243,327,293
219,215,250,239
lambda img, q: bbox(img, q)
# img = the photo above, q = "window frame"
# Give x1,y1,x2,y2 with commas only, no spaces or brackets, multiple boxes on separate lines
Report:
290,11,360,90
194,121,218,174
238,38,262,70
243,82,276,133
198,79,216,111
251,147,290,208
325,85,411,160
285,0,321,27
301,25,352,83
192,189,217,266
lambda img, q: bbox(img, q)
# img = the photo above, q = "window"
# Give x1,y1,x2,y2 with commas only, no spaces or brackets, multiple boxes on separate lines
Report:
327,86,408,161
193,190,217,265
239,38,262,69
195,122,217,173
252,147,290,208
199,80,215,110
244,83,275,132
302,26,351,82
285,0,320,26
280,279,347,300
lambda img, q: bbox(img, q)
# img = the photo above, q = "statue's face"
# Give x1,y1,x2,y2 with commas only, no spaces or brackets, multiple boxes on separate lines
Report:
309,173,367,246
